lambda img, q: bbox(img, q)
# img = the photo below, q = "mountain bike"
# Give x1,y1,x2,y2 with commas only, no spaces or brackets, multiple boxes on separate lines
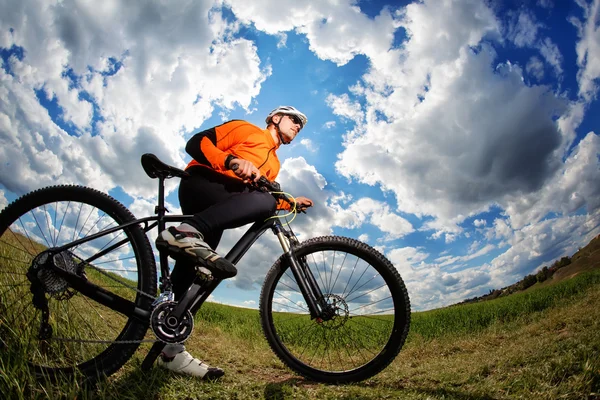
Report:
0,153,411,384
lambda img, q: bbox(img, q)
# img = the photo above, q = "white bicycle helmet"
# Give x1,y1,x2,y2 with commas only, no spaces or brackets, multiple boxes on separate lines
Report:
265,106,308,128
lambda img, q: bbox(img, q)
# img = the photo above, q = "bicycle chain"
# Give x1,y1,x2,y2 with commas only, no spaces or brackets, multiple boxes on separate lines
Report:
43,256,160,344
50,337,159,344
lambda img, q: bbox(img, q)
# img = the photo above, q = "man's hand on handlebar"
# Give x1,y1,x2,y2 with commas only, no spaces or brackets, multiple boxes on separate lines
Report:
294,196,314,212
230,158,261,183
231,162,314,212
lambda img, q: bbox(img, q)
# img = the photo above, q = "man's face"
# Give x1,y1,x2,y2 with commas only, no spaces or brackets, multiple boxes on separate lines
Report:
278,114,302,143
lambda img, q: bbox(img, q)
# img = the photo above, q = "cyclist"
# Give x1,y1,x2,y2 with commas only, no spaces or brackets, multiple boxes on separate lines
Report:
155,106,314,379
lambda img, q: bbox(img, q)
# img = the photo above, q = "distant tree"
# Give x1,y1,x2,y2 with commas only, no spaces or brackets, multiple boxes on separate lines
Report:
536,266,550,282
549,256,572,273
558,256,571,268
520,274,537,290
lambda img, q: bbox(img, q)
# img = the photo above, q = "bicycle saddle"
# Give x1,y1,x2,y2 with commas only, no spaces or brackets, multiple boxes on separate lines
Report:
141,153,190,180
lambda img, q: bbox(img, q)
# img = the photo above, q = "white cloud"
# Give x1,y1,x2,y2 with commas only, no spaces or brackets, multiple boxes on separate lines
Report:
276,33,287,49
570,0,600,101
324,0,593,246
323,121,336,129
503,132,600,229
337,44,568,230
488,210,600,286
526,55,545,80
387,246,429,280
0,0,270,198
489,218,513,241
387,245,495,310
0,189,7,210
557,101,586,152
504,9,564,79
388,208,600,311
331,197,414,241
507,10,541,48
299,138,317,152
538,37,564,77
473,219,487,227
434,243,495,268
326,93,364,123
224,0,400,66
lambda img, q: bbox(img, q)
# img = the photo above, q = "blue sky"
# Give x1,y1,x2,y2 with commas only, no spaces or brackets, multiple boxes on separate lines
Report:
1,0,599,311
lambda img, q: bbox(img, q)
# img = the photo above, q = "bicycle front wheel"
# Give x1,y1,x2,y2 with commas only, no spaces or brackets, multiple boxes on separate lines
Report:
259,236,411,383
0,185,157,382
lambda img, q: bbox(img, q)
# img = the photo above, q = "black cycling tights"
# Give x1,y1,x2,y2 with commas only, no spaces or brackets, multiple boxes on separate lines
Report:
170,167,277,299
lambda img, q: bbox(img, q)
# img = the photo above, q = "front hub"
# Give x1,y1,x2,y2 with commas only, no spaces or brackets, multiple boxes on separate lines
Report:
316,294,349,330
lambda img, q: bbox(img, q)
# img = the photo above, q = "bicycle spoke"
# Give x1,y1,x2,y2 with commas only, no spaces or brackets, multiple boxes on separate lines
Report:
265,237,410,381
308,252,329,295
340,256,361,299
330,251,347,297
273,290,309,313
18,217,42,256
31,207,52,248
0,187,155,377
55,200,71,246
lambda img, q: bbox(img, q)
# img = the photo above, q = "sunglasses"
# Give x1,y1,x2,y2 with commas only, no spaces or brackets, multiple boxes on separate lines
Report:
287,114,303,128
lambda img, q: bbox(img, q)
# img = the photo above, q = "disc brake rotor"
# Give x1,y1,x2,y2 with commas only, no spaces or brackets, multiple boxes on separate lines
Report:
318,294,349,330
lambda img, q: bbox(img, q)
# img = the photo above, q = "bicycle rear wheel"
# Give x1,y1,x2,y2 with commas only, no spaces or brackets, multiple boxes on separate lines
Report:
259,236,411,383
0,185,157,382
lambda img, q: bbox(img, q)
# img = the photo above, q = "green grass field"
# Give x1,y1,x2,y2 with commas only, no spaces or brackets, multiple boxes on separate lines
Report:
1,228,599,399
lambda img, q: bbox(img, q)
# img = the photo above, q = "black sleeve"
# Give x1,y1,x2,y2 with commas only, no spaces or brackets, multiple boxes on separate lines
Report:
185,127,217,167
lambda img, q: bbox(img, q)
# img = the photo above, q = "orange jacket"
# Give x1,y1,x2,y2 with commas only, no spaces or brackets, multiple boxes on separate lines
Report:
185,120,290,209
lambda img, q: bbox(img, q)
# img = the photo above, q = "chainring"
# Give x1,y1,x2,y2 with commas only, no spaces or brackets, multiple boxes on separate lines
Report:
150,301,194,343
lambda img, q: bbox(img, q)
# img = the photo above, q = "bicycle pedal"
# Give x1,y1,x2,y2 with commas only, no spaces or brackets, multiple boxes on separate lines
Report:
195,266,214,281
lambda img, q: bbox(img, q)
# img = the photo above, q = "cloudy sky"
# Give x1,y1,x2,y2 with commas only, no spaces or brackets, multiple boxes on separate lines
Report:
1,0,599,311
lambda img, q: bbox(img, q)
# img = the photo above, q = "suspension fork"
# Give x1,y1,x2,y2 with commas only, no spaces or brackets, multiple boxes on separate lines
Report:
272,223,327,319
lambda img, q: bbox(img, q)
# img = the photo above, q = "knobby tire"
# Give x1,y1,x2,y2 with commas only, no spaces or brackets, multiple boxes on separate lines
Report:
259,236,411,383
0,185,156,382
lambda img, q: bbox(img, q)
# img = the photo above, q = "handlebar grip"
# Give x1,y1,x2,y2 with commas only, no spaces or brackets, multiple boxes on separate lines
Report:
230,163,293,204
231,164,278,190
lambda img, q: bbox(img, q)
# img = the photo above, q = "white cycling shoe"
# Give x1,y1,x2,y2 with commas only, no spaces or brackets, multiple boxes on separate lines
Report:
157,350,225,380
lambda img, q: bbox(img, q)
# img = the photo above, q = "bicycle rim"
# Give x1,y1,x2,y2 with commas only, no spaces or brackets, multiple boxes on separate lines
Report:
261,236,410,383
0,185,156,380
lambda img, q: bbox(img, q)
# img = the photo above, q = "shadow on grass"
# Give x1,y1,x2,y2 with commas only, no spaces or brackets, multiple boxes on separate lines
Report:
97,363,172,400
263,378,307,399
263,377,500,400
407,386,498,400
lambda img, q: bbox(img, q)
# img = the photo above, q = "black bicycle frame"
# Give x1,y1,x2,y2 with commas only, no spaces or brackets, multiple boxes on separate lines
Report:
44,175,328,372
46,210,326,321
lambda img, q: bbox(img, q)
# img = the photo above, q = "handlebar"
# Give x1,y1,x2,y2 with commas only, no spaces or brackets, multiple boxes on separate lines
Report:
230,164,305,212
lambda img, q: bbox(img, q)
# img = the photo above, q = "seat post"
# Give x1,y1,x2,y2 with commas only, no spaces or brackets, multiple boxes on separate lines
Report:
156,176,167,232
156,176,173,293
